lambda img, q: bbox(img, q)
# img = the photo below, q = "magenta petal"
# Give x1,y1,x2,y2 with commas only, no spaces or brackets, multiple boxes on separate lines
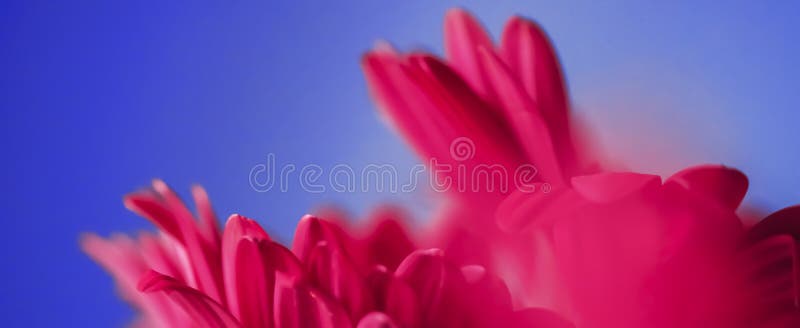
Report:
460,265,514,326
443,8,496,102
496,185,584,232
137,232,184,283
221,214,274,328
511,308,574,328
749,206,800,241
292,214,352,262
356,312,398,328
744,235,799,321
263,240,306,279
570,172,662,203
138,270,241,328
361,52,455,163
477,47,564,185
668,165,749,210
123,192,184,244
149,180,226,304
366,266,420,328
395,249,466,327
363,51,525,193
500,16,576,174
361,208,416,271
274,275,351,328
192,185,223,251
308,241,373,321
405,54,525,171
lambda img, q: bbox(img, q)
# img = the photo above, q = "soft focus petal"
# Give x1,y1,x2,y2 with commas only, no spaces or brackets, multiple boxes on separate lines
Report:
495,184,583,232
82,234,185,327
356,312,398,328
748,205,800,241
395,249,467,327
221,214,273,328
292,214,352,263
360,207,416,271
500,16,577,174
477,47,564,185
570,172,661,203
444,8,496,103
365,266,420,328
668,165,749,210
308,241,373,321
126,180,226,304
511,308,575,328
138,270,240,328
273,275,351,328
460,265,514,327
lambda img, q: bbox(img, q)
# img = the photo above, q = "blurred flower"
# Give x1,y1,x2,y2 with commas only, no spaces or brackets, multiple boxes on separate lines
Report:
85,7,800,328
82,180,572,327
362,8,800,328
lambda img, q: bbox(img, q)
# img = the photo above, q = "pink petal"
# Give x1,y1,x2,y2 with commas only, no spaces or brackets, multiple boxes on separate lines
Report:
550,196,671,326
500,16,577,174
570,172,662,203
443,8,497,103
356,312,398,328
362,52,454,162
221,214,274,328
308,241,373,321
363,51,525,196
477,47,564,185
749,206,800,241
495,184,585,232
265,240,306,279
511,308,574,328
123,191,184,243
395,249,466,327
438,226,493,268
138,270,241,328
273,275,351,328
744,235,799,320
365,266,420,328
292,215,352,263
406,53,525,171
361,207,416,271
459,265,513,327
126,180,226,305
82,234,185,326
668,165,749,210
192,184,223,252
138,231,184,282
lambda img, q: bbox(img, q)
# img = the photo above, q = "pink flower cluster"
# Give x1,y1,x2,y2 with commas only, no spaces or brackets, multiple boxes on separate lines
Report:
85,8,800,328
84,180,570,327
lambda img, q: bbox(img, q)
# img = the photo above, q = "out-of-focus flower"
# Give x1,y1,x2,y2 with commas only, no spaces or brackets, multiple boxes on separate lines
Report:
82,180,572,327
85,7,800,328
362,8,800,328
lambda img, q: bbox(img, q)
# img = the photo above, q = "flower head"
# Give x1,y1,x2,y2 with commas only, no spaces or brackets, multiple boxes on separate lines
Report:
86,7,800,328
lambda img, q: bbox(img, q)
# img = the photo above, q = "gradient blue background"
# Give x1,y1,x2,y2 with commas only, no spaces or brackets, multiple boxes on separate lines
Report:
2,1,798,326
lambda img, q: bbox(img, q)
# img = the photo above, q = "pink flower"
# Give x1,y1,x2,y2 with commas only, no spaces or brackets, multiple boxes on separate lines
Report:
83,180,572,327
361,8,800,328
85,7,800,328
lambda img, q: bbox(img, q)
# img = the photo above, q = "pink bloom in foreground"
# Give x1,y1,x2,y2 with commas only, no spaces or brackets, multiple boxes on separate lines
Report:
362,8,800,328
83,180,572,327
85,7,800,328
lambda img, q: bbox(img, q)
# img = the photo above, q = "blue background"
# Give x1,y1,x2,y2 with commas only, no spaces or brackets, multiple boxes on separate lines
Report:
2,1,798,326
